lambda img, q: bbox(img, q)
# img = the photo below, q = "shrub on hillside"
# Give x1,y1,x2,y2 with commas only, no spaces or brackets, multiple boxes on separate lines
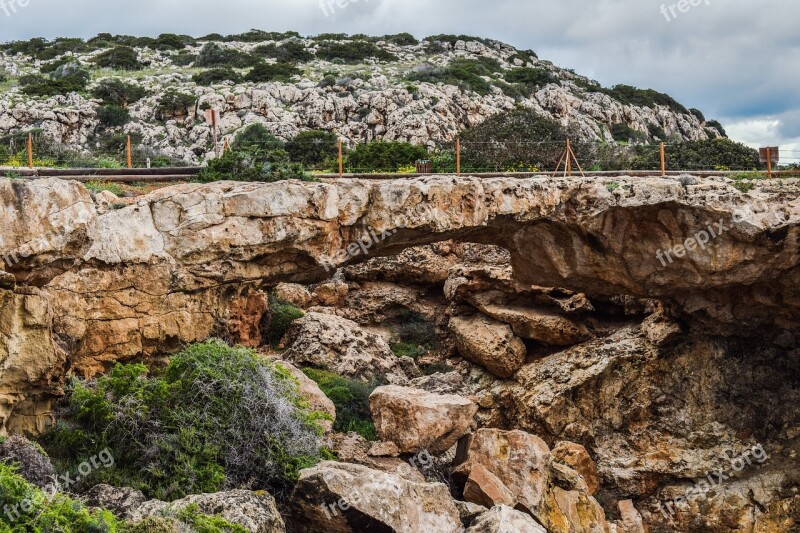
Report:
267,296,304,347
195,42,255,69
20,67,90,97
91,78,147,106
92,46,144,70
96,104,130,128
405,58,495,95
43,340,328,500
224,30,301,42
152,33,195,51
245,62,301,83
381,33,419,46
706,119,727,137
346,141,428,172
285,130,338,167
192,68,241,85
611,123,647,143
197,150,311,183
252,41,314,63
315,41,398,63
630,138,758,171
155,90,197,120
231,124,285,155
505,67,558,93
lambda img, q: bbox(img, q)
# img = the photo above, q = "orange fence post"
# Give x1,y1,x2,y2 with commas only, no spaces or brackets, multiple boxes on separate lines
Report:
27,133,33,169
338,139,343,178
766,147,773,179
126,135,132,169
456,137,461,176
660,142,666,176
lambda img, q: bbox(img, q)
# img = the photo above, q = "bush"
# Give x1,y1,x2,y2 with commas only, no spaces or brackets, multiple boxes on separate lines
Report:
0,435,56,489
597,84,689,115
153,33,195,51
20,69,89,97
197,150,310,183
302,368,379,441
706,119,727,137
405,58,494,95
231,124,284,154
97,104,130,128
252,41,313,63
346,141,428,172
689,108,706,122
224,30,301,43
267,296,304,347
195,42,255,69
286,130,338,167
92,46,144,70
611,123,647,143
381,33,419,46
505,67,557,92
315,41,398,63
244,62,300,83
155,90,197,120
460,108,588,171
630,138,758,171
192,68,241,85
91,78,147,106
43,340,328,500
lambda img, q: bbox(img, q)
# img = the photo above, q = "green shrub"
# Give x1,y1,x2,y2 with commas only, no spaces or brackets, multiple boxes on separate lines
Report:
153,33,195,51
197,150,310,183
647,122,667,141
92,46,144,70
405,59,493,95
601,84,689,114
155,90,197,120
381,33,419,46
267,296,304,347
20,71,90,97
43,340,328,500
611,123,647,143
346,141,428,172
252,41,314,63
689,108,706,122
97,104,131,128
629,138,758,171
195,42,255,69
245,62,301,83
315,41,398,63
423,34,495,48
91,78,147,106
224,30,301,43
505,67,557,93
85,180,126,196
286,130,338,168
706,119,727,137
302,368,379,441
231,124,285,154
192,68,241,85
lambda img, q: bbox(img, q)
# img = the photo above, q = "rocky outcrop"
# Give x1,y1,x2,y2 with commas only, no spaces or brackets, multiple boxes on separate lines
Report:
273,360,336,432
282,312,407,383
287,461,462,533
449,315,527,378
369,385,477,454
0,174,798,434
466,505,547,533
551,441,600,496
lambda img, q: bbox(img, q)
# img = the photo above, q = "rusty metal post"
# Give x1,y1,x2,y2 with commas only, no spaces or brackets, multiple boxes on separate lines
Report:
660,142,666,176
126,135,133,169
27,133,33,169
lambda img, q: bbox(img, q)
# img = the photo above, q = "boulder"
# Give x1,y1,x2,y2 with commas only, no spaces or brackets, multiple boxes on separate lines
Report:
287,461,462,533
463,463,516,508
283,312,407,383
312,280,349,307
466,505,547,533
273,283,312,309
641,308,682,347
552,441,601,495
131,490,285,533
454,500,488,528
369,385,477,454
83,484,148,518
449,315,527,378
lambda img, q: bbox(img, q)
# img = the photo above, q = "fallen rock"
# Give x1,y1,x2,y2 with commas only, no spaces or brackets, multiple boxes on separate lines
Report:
552,441,601,495
287,461,462,533
273,283,312,309
369,385,478,454
466,505,547,532
454,500,488,528
616,500,647,533
83,484,148,519
463,463,516,508
312,280,349,307
367,441,400,457
283,312,407,383
131,490,285,533
449,315,527,378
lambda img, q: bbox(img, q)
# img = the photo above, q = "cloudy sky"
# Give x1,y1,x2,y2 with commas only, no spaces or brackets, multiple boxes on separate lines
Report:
2,0,798,162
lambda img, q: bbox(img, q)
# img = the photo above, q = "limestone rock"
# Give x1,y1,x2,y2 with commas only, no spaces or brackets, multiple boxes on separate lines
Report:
641,308,682,347
466,505,548,533
274,360,336,431
287,461,462,533
283,312,407,383
132,490,285,533
552,441,601,495
273,283,312,309
454,500,488,528
449,315,527,378
369,385,477,454
225,291,269,348
463,463,516,508
83,484,148,519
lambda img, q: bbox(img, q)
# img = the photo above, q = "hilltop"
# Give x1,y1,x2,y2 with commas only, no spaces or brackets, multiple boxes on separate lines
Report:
0,30,727,166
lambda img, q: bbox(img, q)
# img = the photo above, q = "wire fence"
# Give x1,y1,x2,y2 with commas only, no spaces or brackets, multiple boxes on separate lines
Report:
1,132,798,179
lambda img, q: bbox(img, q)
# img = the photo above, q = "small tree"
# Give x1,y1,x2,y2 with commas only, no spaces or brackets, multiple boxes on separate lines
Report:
286,130,338,168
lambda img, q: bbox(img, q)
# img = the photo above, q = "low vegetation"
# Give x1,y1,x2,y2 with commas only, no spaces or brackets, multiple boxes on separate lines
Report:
302,368,380,441
43,340,329,501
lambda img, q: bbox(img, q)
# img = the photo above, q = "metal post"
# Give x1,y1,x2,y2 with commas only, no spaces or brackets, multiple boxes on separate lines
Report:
660,142,666,176
126,135,132,169
27,133,33,169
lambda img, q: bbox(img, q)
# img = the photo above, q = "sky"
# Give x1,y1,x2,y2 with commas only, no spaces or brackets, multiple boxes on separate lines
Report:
1,0,798,162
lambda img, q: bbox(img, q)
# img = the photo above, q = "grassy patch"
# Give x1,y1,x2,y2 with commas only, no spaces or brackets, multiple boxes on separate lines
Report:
301,368,379,441
84,180,125,196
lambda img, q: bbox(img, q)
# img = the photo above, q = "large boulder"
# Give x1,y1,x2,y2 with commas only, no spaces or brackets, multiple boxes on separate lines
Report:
552,441,601,496
449,315,527,378
287,461,462,533
369,385,477,454
466,505,547,533
274,360,336,432
283,312,407,383
453,428,609,533
130,490,285,533
83,484,148,518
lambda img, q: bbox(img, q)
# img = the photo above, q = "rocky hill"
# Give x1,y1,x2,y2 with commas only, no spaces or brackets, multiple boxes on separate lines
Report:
0,31,725,165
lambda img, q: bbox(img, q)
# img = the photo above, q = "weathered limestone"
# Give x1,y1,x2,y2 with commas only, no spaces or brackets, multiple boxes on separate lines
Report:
449,315,527,378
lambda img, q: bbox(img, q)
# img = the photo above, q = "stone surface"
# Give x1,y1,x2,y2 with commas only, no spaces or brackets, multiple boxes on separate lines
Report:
274,360,336,432
287,461,462,533
283,312,408,383
273,283,312,309
131,490,285,533
466,505,548,533
369,385,477,454
83,484,148,519
552,441,601,495
449,315,527,378
463,463,516,508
